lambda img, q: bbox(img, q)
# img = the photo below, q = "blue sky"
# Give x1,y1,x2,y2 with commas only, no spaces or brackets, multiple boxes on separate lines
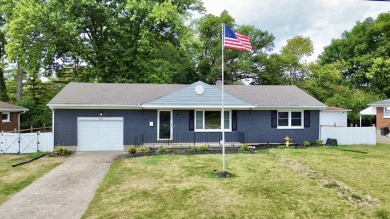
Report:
201,0,390,61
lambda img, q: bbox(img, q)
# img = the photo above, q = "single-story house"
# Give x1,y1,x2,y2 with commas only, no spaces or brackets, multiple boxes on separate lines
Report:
47,81,326,151
368,99,390,130
0,101,29,132
320,106,351,127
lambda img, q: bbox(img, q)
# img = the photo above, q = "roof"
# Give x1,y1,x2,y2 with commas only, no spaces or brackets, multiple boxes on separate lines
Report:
322,106,352,112
48,81,325,109
0,101,28,112
143,81,253,108
360,106,376,115
369,99,390,107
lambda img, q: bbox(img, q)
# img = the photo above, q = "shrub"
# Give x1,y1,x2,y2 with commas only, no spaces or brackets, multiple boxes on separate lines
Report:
303,141,311,147
128,146,137,154
315,140,324,146
156,147,167,154
188,146,199,152
136,146,151,154
198,145,209,152
52,147,70,156
239,144,250,151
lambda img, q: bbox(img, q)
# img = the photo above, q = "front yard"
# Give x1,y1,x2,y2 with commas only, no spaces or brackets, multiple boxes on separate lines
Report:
82,144,390,219
0,153,67,205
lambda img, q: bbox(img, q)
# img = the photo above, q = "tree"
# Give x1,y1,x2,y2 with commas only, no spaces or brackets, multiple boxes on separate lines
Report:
319,12,390,90
193,11,275,84
0,4,9,101
5,0,204,84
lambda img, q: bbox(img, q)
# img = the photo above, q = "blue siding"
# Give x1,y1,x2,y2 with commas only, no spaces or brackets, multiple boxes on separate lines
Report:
54,109,319,146
237,110,320,143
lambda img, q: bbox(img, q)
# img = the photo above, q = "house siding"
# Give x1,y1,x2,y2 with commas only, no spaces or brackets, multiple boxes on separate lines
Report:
54,109,320,146
237,110,320,143
0,112,19,132
376,107,390,130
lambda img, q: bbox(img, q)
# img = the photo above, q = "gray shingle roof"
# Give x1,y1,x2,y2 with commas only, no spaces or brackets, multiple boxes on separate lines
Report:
0,101,28,112
369,99,390,106
48,82,325,109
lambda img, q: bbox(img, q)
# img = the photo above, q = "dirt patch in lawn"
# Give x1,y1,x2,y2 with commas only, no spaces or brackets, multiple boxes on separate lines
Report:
280,156,380,212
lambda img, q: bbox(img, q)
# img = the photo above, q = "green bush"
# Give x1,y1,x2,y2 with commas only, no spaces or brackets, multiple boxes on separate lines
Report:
303,141,311,147
128,146,137,154
188,146,199,152
52,147,70,156
315,140,324,146
156,147,167,154
136,146,151,154
239,144,250,151
198,145,209,152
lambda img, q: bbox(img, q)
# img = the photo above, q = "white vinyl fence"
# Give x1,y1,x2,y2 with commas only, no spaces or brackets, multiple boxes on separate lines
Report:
321,126,376,145
0,132,54,154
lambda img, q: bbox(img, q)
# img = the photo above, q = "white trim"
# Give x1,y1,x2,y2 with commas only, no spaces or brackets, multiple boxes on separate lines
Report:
277,111,304,129
143,105,254,109
77,117,124,121
0,109,28,112
194,110,232,132
384,107,390,118
157,110,173,140
2,112,10,122
47,104,140,109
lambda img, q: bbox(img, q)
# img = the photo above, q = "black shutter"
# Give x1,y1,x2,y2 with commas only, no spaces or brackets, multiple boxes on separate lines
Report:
189,110,194,131
304,110,310,127
232,111,237,131
271,110,277,128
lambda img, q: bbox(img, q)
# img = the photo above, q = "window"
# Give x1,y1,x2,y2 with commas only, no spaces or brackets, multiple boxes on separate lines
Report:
277,111,303,128
195,110,231,131
2,112,10,122
384,107,390,118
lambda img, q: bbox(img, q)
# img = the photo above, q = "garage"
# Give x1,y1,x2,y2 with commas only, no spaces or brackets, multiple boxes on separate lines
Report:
77,117,124,151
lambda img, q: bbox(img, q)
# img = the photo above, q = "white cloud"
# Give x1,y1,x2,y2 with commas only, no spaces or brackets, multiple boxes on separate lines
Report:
201,0,390,61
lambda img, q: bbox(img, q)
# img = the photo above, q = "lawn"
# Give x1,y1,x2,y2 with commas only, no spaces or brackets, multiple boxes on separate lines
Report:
82,144,390,219
0,153,67,205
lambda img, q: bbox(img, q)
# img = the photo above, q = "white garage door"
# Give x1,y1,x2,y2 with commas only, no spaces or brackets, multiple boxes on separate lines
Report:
77,117,124,151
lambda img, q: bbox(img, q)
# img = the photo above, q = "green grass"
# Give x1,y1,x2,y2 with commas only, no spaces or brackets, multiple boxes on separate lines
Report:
83,145,390,219
0,153,67,204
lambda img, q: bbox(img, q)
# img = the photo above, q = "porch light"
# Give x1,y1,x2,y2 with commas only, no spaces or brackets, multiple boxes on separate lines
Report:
99,111,103,116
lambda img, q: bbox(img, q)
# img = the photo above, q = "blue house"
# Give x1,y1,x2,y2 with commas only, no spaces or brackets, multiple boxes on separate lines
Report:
48,81,325,151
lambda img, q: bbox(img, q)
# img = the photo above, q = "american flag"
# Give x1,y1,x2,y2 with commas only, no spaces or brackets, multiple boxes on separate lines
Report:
224,25,253,53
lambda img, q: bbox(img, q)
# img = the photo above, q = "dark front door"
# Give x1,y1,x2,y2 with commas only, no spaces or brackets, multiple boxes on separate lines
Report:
159,111,172,140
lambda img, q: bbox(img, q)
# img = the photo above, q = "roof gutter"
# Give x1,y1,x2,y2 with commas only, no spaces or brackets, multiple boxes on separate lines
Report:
47,104,141,110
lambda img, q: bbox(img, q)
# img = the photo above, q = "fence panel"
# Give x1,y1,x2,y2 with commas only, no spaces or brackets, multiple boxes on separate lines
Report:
321,126,376,145
38,133,54,152
0,132,53,154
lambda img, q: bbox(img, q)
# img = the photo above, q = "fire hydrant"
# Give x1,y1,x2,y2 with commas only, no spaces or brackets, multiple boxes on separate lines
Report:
284,136,291,148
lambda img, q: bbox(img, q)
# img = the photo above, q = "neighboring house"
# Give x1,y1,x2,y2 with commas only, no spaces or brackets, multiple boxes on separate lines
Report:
320,106,351,127
368,99,390,130
47,81,326,151
0,101,29,132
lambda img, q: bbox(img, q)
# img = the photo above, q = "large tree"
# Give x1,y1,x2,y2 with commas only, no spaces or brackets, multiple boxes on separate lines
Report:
319,12,390,94
193,11,275,84
5,0,204,84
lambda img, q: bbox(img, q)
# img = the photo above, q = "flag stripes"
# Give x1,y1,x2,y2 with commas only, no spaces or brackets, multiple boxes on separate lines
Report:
224,25,253,53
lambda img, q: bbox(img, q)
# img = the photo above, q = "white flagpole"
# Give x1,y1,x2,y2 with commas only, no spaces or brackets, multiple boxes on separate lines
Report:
221,23,226,172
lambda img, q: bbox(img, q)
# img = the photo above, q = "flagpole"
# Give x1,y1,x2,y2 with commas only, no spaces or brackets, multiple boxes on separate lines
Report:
221,23,226,172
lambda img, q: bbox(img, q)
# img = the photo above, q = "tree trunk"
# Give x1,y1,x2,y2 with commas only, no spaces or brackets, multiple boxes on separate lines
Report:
0,66,9,102
16,62,23,102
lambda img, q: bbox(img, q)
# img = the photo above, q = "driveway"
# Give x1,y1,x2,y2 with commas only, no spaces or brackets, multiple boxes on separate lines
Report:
0,152,124,219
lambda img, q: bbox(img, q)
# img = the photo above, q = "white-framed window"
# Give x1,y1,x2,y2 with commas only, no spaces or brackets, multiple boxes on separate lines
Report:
195,110,231,131
277,111,303,129
2,112,10,123
384,107,390,118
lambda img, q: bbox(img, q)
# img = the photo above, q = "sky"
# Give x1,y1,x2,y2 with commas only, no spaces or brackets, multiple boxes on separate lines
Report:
201,0,390,61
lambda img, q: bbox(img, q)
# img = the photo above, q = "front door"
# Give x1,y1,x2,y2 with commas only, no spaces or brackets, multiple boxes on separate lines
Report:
158,111,172,140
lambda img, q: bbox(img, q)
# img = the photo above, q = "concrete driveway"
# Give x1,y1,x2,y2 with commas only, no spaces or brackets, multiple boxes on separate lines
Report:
0,152,124,219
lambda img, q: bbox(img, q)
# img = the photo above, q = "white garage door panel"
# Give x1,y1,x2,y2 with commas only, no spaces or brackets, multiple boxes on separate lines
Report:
78,118,124,151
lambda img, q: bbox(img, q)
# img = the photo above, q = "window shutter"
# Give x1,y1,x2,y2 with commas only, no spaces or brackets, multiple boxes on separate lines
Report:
232,111,237,131
189,110,194,131
304,110,310,127
271,110,277,128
